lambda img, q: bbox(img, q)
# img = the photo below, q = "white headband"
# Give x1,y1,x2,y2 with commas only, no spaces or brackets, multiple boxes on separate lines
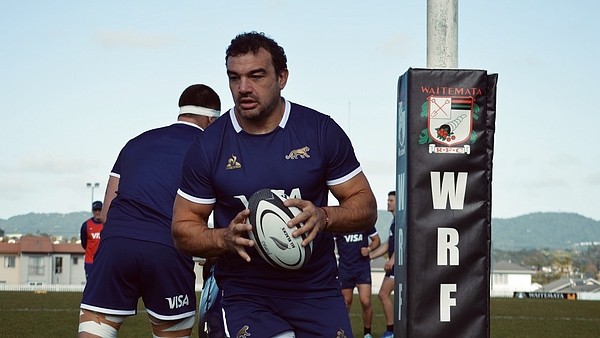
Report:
179,105,221,117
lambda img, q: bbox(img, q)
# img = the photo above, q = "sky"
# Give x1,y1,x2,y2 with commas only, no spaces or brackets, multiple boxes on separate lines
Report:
1,1,599,221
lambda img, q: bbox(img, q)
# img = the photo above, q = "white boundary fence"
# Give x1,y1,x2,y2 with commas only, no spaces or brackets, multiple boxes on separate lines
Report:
2,282,599,301
0,283,208,293
0,284,84,292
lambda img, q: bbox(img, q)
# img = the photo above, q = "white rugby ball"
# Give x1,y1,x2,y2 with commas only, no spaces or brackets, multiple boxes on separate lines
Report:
247,188,312,270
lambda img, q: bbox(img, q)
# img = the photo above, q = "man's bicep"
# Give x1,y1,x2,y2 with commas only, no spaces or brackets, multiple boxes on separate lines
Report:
173,195,212,226
172,195,215,256
329,172,374,205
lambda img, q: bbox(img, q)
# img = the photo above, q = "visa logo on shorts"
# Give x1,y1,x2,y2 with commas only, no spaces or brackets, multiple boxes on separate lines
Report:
165,294,190,309
344,234,364,243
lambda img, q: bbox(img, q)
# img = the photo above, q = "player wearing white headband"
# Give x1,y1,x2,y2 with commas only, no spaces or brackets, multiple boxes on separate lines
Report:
179,105,221,117
78,84,221,338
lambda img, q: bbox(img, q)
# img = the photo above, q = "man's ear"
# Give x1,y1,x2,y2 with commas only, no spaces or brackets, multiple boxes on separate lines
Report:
278,69,289,90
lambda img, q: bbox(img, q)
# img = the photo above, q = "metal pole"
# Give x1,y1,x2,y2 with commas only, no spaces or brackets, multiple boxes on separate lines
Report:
86,182,99,209
427,0,458,68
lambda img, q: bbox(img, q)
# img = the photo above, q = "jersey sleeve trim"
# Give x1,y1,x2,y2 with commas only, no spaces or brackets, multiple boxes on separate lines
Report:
177,189,216,204
326,166,362,186
109,172,121,178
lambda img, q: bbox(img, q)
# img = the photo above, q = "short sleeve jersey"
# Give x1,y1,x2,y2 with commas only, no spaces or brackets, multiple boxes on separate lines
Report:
388,217,396,257
335,227,378,270
178,99,362,299
101,122,202,248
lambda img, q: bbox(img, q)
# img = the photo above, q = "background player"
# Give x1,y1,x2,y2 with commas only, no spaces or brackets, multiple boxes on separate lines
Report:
80,200,103,279
78,84,221,338
335,226,380,338
370,191,396,338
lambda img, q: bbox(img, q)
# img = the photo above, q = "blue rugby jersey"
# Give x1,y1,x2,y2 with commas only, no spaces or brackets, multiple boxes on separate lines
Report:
335,227,378,270
178,99,362,298
388,217,396,258
101,122,202,248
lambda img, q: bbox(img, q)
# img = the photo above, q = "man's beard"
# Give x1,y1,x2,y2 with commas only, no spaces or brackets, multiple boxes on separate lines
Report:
236,95,281,123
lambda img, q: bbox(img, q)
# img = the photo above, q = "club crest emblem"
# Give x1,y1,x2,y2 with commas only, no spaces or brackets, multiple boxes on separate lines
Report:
419,96,478,154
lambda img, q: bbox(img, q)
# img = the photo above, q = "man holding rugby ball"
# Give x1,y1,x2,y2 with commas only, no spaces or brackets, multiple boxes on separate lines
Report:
172,32,377,338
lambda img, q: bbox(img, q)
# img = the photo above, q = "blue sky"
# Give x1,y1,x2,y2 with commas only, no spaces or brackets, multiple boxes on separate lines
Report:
1,1,599,221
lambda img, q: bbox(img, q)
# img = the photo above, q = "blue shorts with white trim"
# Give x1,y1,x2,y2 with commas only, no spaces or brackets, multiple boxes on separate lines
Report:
80,237,196,320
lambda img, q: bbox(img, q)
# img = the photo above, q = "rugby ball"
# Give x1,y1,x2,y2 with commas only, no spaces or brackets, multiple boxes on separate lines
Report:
247,189,312,270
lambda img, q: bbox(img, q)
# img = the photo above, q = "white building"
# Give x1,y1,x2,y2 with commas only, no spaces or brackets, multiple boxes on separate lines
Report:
0,236,86,286
491,261,538,295
1,235,207,288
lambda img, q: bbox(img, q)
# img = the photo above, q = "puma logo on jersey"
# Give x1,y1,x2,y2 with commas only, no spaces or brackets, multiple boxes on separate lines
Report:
344,234,364,242
165,294,189,309
285,146,310,159
237,325,251,338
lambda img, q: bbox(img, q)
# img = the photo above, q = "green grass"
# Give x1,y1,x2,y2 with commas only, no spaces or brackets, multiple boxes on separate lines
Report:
0,292,599,337
490,298,600,338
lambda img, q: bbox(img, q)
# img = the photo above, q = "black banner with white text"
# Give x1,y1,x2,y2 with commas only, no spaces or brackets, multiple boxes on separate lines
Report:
395,68,497,337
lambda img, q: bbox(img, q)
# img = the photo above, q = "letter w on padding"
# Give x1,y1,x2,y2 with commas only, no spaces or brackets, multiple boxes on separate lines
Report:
430,172,468,210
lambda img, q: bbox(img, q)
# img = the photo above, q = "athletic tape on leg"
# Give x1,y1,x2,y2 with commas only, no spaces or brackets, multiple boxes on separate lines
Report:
78,309,125,338
149,314,195,338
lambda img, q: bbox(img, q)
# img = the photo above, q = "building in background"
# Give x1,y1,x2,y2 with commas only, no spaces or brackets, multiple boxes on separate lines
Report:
491,261,538,296
0,236,86,286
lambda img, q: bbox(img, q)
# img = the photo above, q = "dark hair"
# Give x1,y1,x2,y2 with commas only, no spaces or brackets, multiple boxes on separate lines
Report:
388,191,396,196
226,31,287,75
178,84,221,111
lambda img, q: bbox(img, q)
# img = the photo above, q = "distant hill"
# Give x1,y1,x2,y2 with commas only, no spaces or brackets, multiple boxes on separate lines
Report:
0,210,395,242
0,212,90,239
491,212,600,251
1,211,599,251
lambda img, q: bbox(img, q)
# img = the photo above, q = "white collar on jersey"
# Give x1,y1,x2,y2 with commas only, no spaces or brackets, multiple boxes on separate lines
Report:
230,97,291,133
173,120,204,131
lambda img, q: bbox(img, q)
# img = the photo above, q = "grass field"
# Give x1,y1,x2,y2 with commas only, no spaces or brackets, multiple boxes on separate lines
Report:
1,292,599,337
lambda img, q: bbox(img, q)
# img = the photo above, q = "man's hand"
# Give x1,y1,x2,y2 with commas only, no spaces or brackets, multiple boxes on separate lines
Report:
384,256,395,273
283,198,327,247
360,246,371,257
225,209,254,262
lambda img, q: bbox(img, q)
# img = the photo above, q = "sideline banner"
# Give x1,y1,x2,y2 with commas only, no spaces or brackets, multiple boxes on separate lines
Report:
395,68,497,337
514,292,577,300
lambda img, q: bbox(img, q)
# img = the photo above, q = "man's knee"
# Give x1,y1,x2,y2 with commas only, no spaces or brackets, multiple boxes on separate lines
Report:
78,309,125,338
360,296,371,308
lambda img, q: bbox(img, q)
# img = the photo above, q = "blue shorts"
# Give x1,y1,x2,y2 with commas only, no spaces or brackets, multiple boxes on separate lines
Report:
84,263,93,278
80,237,196,320
221,293,353,338
338,263,372,290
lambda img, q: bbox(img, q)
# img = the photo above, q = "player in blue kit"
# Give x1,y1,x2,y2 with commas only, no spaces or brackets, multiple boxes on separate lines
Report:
335,227,380,338
171,32,378,338
370,191,396,338
78,84,221,338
